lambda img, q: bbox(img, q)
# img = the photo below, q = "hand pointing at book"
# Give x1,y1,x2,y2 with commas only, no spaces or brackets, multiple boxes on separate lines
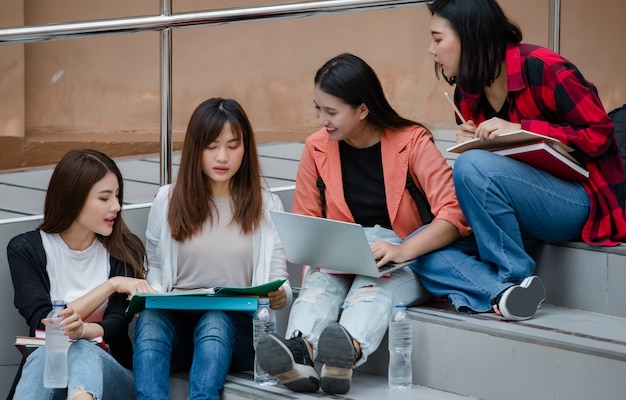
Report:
108,276,156,298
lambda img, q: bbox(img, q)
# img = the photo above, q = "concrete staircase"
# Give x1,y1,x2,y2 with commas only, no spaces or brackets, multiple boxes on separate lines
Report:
2,138,625,399
389,242,626,400
168,241,626,400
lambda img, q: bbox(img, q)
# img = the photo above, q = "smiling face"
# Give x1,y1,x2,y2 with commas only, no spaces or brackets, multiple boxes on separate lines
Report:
202,122,245,196
428,14,462,79
313,84,369,146
72,171,121,240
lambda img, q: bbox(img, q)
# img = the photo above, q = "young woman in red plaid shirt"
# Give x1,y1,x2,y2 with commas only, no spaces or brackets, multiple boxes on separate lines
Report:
415,0,626,320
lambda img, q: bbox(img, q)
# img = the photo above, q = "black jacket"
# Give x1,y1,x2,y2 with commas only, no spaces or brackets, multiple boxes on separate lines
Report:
6,230,135,399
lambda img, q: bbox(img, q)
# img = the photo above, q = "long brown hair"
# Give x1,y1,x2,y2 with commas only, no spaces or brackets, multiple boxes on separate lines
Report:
168,97,263,242
39,149,147,278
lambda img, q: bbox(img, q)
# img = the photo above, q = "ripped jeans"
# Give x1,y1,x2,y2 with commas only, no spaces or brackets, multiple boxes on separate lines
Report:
285,225,431,367
14,339,135,400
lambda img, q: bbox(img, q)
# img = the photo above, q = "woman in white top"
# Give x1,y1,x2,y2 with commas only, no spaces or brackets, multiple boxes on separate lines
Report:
8,149,154,400
133,97,292,400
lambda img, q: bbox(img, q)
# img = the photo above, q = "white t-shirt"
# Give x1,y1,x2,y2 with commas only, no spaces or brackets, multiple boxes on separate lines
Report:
41,231,110,322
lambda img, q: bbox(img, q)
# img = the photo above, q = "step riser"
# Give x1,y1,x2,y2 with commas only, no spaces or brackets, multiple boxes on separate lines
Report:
533,244,626,318
408,319,626,400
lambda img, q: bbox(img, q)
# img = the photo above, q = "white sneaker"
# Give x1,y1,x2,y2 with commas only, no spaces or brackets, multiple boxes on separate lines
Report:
496,276,546,321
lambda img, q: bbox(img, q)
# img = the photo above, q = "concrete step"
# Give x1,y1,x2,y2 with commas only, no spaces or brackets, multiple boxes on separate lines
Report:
393,303,626,400
170,370,475,400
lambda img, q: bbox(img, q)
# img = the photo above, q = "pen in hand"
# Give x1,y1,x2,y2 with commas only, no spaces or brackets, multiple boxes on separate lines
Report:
444,92,468,125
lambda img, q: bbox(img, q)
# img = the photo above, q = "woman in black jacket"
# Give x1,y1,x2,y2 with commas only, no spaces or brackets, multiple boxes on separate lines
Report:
7,149,154,400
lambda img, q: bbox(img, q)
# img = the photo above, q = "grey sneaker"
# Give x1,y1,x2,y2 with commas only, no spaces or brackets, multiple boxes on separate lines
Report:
316,322,358,395
256,332,320,392
496,276,546,321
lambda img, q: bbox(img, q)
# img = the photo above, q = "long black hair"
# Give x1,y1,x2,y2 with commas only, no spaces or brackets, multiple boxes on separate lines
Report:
429,0,522,94
314,53,417,129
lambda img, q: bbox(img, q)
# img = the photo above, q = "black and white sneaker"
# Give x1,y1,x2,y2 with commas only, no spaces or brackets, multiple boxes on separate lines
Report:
316,322,358,395
496,276,546,321
256,331,320,392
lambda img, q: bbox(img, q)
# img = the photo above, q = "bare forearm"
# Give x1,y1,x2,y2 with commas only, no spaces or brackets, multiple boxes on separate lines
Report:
401,219,461,259
371,219,461,266
67,280,117,321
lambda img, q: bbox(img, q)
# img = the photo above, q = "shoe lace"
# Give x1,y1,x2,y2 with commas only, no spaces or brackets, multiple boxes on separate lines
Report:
287,331,314,367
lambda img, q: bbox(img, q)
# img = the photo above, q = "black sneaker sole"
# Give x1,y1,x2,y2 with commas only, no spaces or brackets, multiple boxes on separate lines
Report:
317,323,354,395
499,276,546,320
256,334,320,392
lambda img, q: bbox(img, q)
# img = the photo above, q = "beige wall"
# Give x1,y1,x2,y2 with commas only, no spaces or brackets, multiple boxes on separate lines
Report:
0,1,24,138
0,0,625,170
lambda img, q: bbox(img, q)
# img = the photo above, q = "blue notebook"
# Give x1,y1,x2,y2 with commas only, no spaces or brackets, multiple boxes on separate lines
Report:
126,279,286,316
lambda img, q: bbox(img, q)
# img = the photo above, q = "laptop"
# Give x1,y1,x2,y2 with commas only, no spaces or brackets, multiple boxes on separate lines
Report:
270,210,413,278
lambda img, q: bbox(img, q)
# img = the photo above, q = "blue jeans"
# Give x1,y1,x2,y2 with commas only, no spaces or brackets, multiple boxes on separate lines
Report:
133,309,254,400
14,339,135,400
412,150,590,312
287,225,431,367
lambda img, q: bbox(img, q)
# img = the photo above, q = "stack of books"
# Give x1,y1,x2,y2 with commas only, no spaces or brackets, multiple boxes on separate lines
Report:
446,130,588,181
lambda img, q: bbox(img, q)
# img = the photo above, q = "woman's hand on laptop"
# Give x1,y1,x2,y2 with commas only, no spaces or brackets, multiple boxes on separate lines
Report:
370,241,412,268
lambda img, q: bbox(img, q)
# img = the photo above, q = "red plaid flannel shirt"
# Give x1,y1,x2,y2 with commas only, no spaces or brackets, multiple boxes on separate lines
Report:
455,43,626,246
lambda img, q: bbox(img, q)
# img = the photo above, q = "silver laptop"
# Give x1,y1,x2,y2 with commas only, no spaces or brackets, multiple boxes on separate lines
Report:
270,210,412,278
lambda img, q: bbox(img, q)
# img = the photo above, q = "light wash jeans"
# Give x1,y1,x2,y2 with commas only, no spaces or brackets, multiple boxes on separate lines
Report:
14,339,134,400
133,309,253,400
286,225,431,367
412,150,590,312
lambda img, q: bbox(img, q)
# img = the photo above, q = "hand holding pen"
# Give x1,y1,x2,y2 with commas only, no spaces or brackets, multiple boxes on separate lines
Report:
444,92,475,143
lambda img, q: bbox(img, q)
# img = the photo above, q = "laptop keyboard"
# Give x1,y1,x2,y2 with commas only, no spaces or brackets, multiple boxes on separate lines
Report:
379,263,395,273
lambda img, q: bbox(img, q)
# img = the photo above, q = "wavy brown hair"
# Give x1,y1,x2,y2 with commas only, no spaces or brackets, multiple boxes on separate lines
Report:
168,98,263,242
39,149,147,278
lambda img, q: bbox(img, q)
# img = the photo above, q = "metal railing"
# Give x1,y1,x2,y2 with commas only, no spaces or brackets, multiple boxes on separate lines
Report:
549,0,561,54
0,0,429,184
0,0,561,184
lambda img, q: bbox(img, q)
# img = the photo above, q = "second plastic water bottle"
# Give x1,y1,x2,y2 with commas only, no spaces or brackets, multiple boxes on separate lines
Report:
44,300,70,388
388,303,412,389
253,297,278,386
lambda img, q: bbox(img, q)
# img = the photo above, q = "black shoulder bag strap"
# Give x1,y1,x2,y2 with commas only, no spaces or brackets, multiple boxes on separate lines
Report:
316,175,327,218
405,172,434,224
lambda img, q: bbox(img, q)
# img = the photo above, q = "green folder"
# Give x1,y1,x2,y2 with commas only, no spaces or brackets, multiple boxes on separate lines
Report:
214,278,286,296
126,278,286,316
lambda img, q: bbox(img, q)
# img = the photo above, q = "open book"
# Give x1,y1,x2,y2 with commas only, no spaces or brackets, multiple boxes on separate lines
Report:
446,130,574,153
126,278,287,316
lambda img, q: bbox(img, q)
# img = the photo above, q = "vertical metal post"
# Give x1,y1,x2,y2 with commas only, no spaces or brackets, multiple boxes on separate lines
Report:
549,0,560,53
160,0,173,185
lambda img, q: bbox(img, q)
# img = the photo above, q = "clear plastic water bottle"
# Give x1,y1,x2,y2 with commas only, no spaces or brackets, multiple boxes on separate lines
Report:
388,303,412,389
253,297,278,386
44,300,70,388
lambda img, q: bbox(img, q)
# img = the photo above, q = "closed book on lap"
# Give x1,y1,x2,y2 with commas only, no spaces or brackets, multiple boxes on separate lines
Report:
492,141,589,181
15,330,106,357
